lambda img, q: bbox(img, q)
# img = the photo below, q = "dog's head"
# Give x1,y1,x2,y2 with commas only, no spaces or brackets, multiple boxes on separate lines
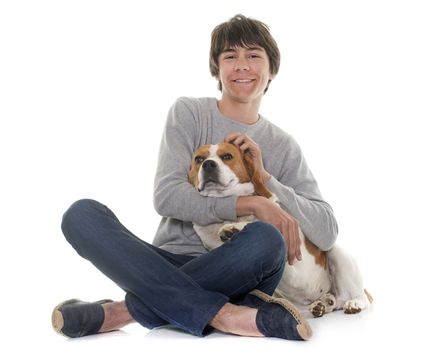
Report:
188,142,272,198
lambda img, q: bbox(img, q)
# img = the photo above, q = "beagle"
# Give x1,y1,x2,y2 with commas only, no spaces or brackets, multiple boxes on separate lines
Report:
188,142,372,317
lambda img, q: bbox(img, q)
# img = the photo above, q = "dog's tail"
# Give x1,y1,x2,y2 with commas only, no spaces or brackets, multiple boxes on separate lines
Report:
364,289,374,303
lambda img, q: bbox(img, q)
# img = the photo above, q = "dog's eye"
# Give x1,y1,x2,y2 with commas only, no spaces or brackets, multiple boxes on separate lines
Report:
195,156,205,164
221,153,233,161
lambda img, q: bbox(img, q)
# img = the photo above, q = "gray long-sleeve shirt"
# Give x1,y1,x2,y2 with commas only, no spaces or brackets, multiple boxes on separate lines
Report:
152,97,338,256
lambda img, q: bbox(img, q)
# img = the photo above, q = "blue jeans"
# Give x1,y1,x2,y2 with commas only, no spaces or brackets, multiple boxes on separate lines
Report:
61,199,287,337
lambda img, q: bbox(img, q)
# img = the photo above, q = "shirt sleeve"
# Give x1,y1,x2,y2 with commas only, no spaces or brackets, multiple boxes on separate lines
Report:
153,97,238,226
266,137,339,251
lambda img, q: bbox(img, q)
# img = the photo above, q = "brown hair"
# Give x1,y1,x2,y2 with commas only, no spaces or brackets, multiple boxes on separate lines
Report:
209,14,280,93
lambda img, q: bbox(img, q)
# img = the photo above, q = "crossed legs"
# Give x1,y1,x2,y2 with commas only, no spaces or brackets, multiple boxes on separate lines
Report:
60,199,286,337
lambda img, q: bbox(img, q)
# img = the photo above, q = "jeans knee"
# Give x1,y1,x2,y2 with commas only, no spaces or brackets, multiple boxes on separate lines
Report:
61,198,101,242
242,221,286,267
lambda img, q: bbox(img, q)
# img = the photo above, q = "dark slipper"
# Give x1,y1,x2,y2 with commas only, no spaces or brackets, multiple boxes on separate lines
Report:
250,290,312,341
52,298,113,338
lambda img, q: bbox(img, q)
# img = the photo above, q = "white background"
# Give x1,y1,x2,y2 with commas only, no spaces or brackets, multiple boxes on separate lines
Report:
1,0,441,349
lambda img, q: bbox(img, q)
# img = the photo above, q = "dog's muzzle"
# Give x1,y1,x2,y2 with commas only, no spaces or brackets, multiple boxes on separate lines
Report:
202,160,217,173
200,160,220,190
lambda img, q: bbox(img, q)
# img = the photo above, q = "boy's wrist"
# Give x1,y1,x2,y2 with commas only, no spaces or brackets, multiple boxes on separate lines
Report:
236,196,264,216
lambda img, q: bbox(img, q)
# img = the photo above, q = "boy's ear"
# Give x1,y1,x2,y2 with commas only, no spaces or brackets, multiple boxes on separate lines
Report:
243,152,273,199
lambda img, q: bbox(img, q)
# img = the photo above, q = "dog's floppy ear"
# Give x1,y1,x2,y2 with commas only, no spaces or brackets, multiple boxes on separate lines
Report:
243,152,273,199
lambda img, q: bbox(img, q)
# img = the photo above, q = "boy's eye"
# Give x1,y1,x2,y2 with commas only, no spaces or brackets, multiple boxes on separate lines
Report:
221,153,233,161
195,156,205,164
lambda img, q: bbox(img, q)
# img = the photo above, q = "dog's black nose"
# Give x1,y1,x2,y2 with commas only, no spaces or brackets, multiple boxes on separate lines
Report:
202,160,217,172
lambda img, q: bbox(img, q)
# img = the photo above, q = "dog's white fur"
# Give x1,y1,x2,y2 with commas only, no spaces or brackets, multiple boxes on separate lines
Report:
188,143,371,317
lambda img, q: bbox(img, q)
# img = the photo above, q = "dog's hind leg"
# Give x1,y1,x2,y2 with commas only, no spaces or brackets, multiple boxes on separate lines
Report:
327,245,371,314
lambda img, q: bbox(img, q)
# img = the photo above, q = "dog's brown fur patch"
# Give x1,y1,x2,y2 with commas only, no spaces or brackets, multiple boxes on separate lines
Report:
242,151,273,198
304,238,328,269
217,143,251,183
188,144,211,187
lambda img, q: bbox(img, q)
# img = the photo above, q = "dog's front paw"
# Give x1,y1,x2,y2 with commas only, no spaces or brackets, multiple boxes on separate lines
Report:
219,224,240,242
310,301,326,317
309,293,336,317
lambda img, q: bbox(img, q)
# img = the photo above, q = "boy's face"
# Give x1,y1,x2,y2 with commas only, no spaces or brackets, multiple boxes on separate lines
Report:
217,45,274,104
